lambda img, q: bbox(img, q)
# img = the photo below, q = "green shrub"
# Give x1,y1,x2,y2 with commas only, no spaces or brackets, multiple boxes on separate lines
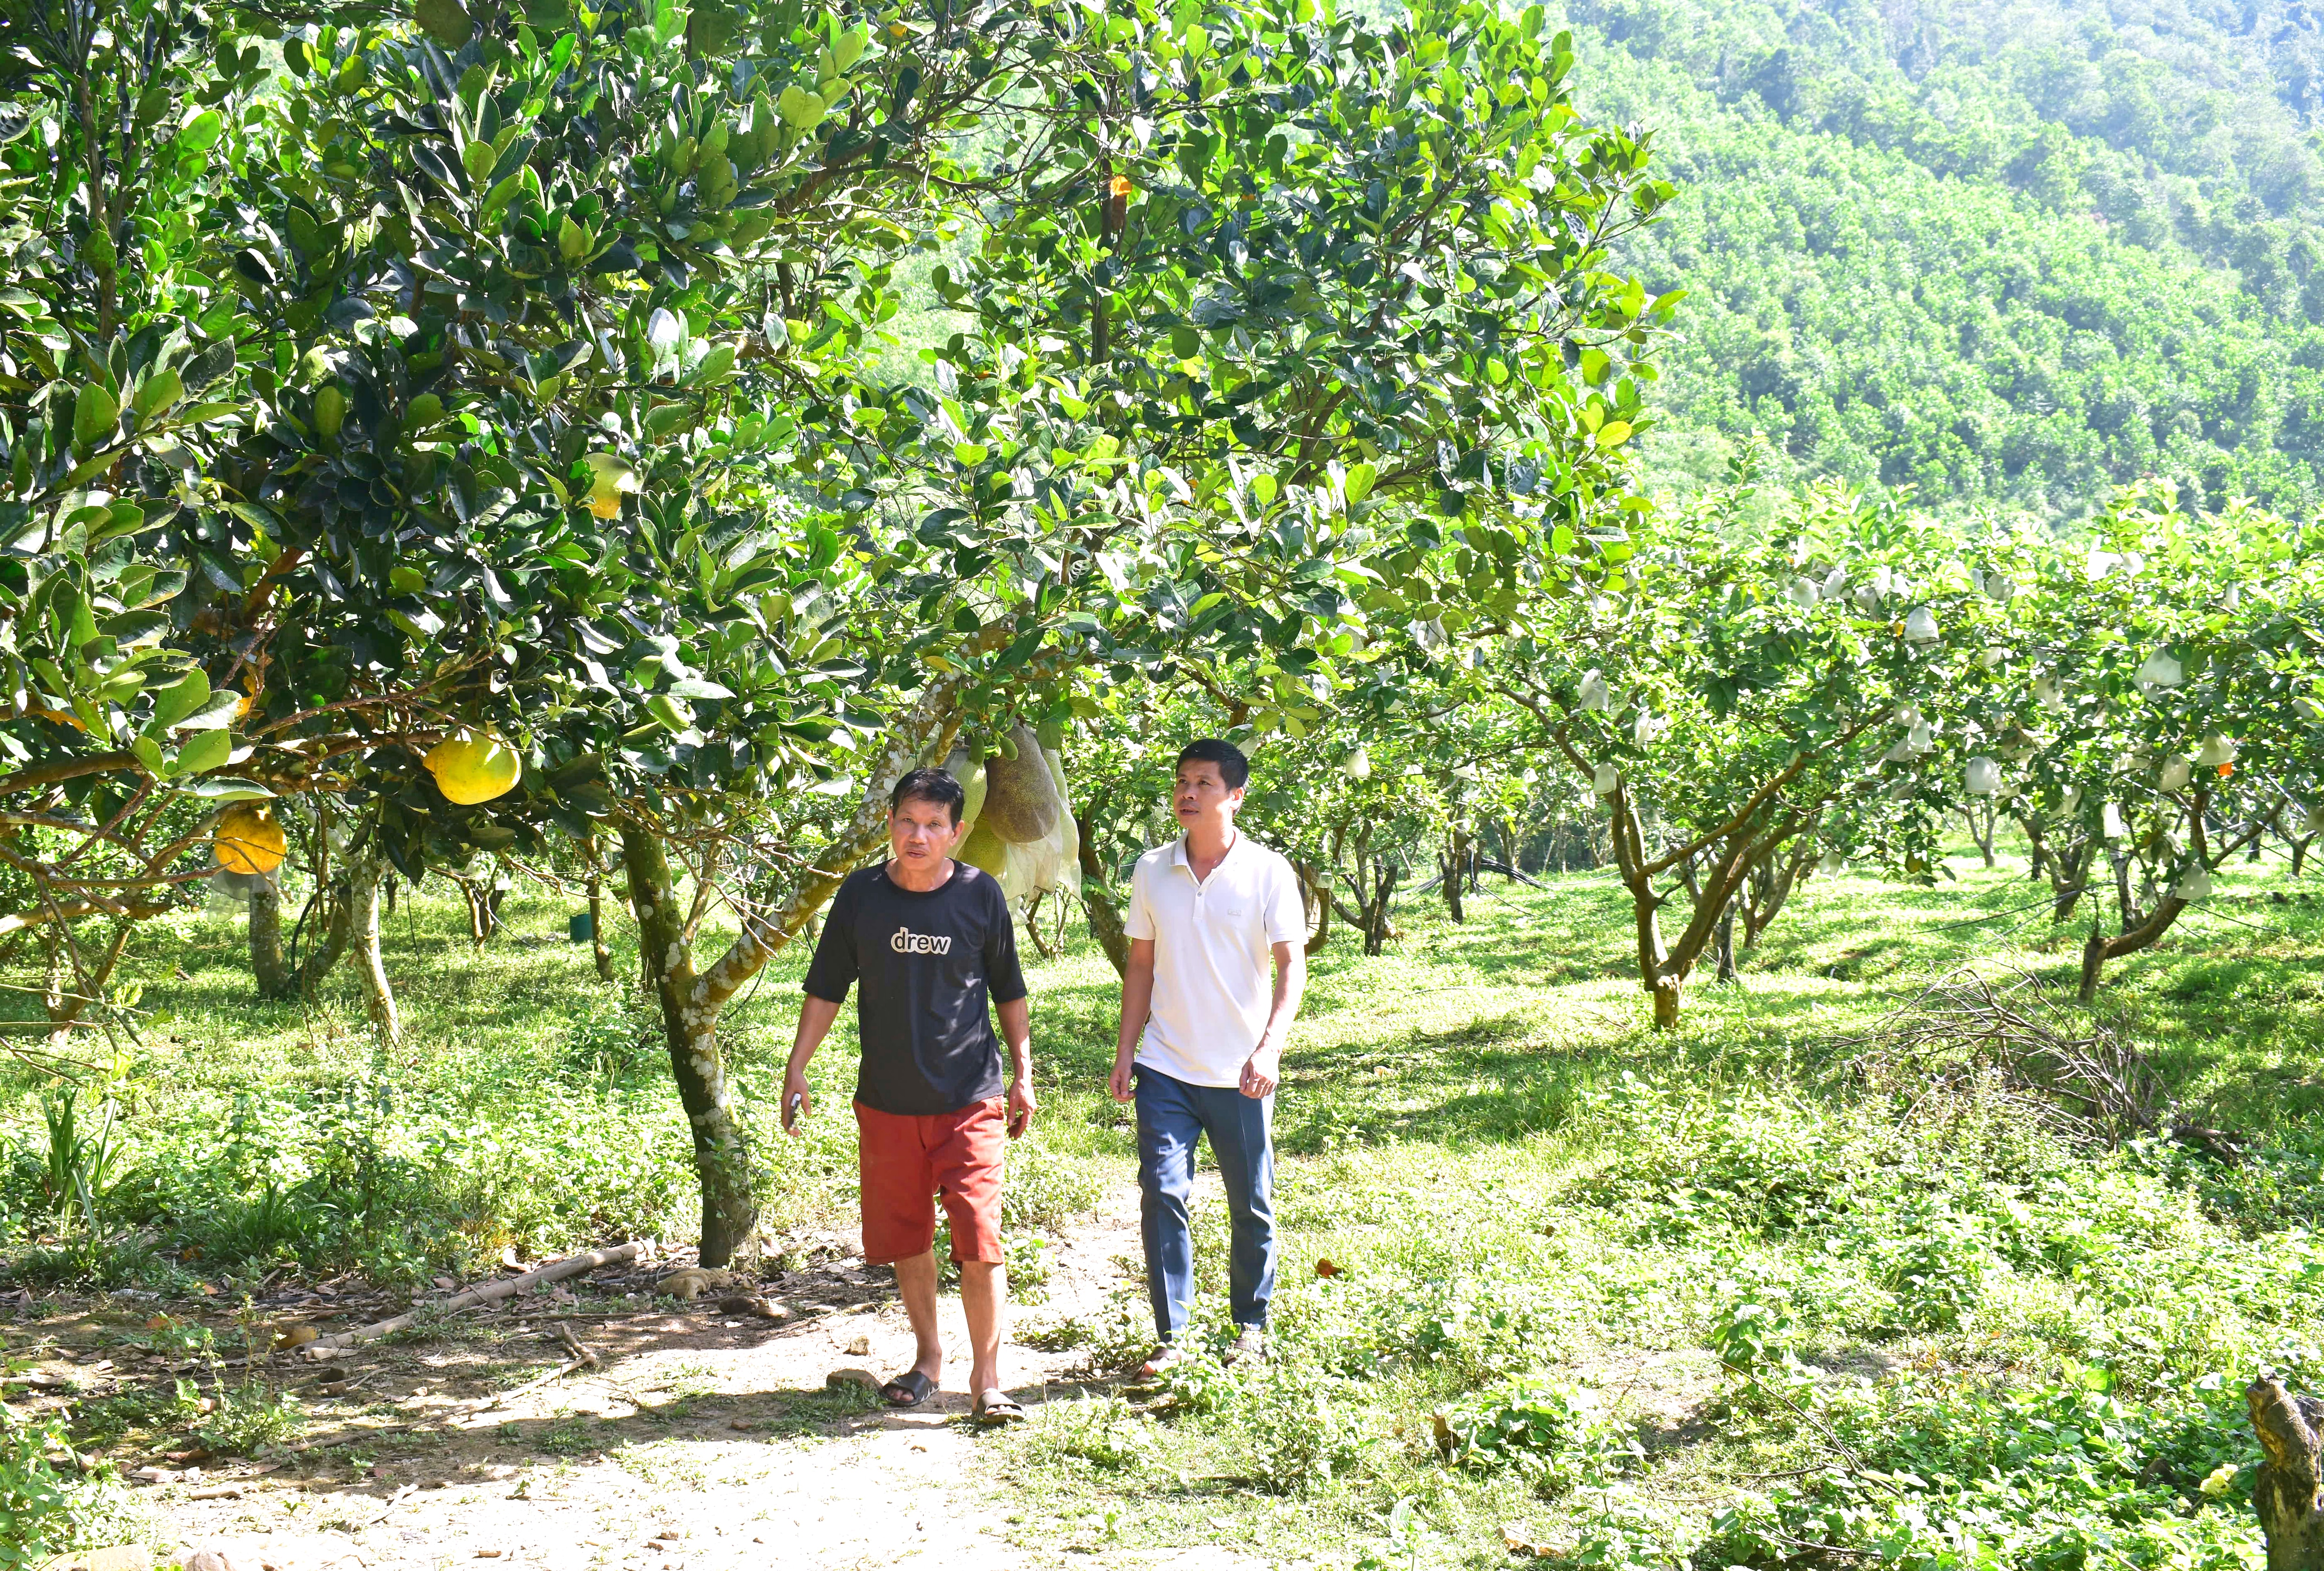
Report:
1432,1379,1641,1492
1027,1393,1156,1472
0,1417,135,1571
1239,1358,1377,1493
1875,1206,1990,1332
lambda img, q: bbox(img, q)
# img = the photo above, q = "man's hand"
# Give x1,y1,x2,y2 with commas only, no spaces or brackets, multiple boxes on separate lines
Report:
1239,1039,1280,1100
781,1067,813,1134
1109,1050,1137,1103
1007,1075,1037,1139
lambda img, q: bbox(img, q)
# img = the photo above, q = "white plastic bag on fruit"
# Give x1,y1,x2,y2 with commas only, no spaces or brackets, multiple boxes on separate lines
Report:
2134,651,2183,689
1965,757,2001,796
1593,762,1619,797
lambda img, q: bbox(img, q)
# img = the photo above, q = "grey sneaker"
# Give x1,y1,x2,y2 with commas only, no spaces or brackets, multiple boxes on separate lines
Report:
1225,1324,1267,1365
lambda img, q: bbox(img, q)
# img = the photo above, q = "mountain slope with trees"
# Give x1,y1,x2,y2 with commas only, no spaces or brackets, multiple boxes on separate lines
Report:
1565,0,2324,513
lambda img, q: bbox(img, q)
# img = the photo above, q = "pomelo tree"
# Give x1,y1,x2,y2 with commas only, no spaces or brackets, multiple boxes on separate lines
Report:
1960,485,2323,1002
1490,472,2006,1027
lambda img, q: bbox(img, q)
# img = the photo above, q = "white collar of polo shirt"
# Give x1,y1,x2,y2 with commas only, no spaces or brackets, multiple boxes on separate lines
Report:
1171,829,1243,887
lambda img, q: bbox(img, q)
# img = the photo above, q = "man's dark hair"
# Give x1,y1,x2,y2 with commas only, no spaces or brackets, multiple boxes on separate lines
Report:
1175,738,1250,791
891,767,967,825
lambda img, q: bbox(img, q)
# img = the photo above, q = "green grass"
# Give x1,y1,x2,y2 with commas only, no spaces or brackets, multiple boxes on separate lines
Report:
6,834,2324,1565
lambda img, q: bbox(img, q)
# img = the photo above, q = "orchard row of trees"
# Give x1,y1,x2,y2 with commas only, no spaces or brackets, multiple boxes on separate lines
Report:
8,0,2318,1261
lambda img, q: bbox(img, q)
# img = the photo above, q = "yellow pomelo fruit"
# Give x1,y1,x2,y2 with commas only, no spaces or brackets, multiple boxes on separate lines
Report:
583,453,640,520
425,731,522,805
215,803,287,876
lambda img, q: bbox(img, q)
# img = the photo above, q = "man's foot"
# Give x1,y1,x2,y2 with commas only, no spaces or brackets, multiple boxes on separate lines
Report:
972,1390,1028,1426
880,1369,940,1408
1135,1344,1186,1380
1224,1324,1266,1366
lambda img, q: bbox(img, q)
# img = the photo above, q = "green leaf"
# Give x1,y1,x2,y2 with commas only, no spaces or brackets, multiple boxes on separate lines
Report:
172,692,244,733
462,139,497,185
72,384,119,452
150,669,211,730
1344,462,1378,503
176,777,273,802
134,368,183,419
178,110,224,152
167,726,233,778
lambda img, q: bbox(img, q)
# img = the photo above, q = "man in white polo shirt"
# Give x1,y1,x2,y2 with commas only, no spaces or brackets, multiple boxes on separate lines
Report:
1109,738,1307,1372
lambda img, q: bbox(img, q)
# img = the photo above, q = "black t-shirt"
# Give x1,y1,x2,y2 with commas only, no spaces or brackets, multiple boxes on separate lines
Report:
802,860,1028,1116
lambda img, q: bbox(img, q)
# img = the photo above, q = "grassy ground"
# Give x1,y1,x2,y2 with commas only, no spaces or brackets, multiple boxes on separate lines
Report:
6,836,2324,1566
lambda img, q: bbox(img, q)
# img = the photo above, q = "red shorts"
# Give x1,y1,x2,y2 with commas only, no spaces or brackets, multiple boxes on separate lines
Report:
854,1099,1006,1265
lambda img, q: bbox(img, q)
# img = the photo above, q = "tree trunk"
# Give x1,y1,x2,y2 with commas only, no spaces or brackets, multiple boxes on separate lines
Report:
1023,891,1058,960
2248,1376,2324,1571
1294,859,1332,956
586,862,615,982
1076,816,1131,978
288,872,357,999
250,878,289,1000
348,848,400,1049
623,824,756,1269
607,678,962,1263
1365,861,1399,955
1963,802,1996,867
2296,836,2313,879
1440,832,1466,924
1714,898,1737,984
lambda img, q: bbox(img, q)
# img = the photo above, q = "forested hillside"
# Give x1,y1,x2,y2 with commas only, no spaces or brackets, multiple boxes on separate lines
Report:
1563,0,2324,513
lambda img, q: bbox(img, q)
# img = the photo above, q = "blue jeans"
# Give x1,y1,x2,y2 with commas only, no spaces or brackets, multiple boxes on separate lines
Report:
1136,1065,1276,1340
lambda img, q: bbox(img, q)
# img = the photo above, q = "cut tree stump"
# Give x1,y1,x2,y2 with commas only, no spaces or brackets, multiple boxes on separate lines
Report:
2250,1375,2324,1571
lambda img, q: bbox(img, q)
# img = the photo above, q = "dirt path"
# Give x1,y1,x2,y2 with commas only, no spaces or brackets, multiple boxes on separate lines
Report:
28,1181,1272,1571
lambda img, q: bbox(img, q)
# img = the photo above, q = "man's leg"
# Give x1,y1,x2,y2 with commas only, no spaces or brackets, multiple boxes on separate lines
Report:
1200,1083,1278,1332
1136,1069,1204,1345
959,1260,1008,1395
856,1102,941,1399
933,1098,1011,1399
892,1250,945,1384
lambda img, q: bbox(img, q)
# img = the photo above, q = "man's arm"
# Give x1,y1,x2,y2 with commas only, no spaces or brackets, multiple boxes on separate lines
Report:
998,996,1035,1136
1109,938,1157,1102
783,996,844,1132
1238,941,1306,1099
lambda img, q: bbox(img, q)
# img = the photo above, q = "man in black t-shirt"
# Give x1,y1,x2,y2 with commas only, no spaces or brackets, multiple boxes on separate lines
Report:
784,767,1034,1425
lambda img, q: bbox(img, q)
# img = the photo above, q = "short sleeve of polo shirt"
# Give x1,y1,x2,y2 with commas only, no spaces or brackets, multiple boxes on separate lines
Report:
1123,853,1156,943
1261,853,1306,946
801,874,862,1002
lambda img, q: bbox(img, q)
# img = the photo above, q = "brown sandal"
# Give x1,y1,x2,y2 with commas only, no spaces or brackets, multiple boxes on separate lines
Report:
972,1390,1027,1426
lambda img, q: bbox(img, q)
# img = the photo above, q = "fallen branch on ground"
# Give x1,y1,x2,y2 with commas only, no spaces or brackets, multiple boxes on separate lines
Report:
300,1241,654,1358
